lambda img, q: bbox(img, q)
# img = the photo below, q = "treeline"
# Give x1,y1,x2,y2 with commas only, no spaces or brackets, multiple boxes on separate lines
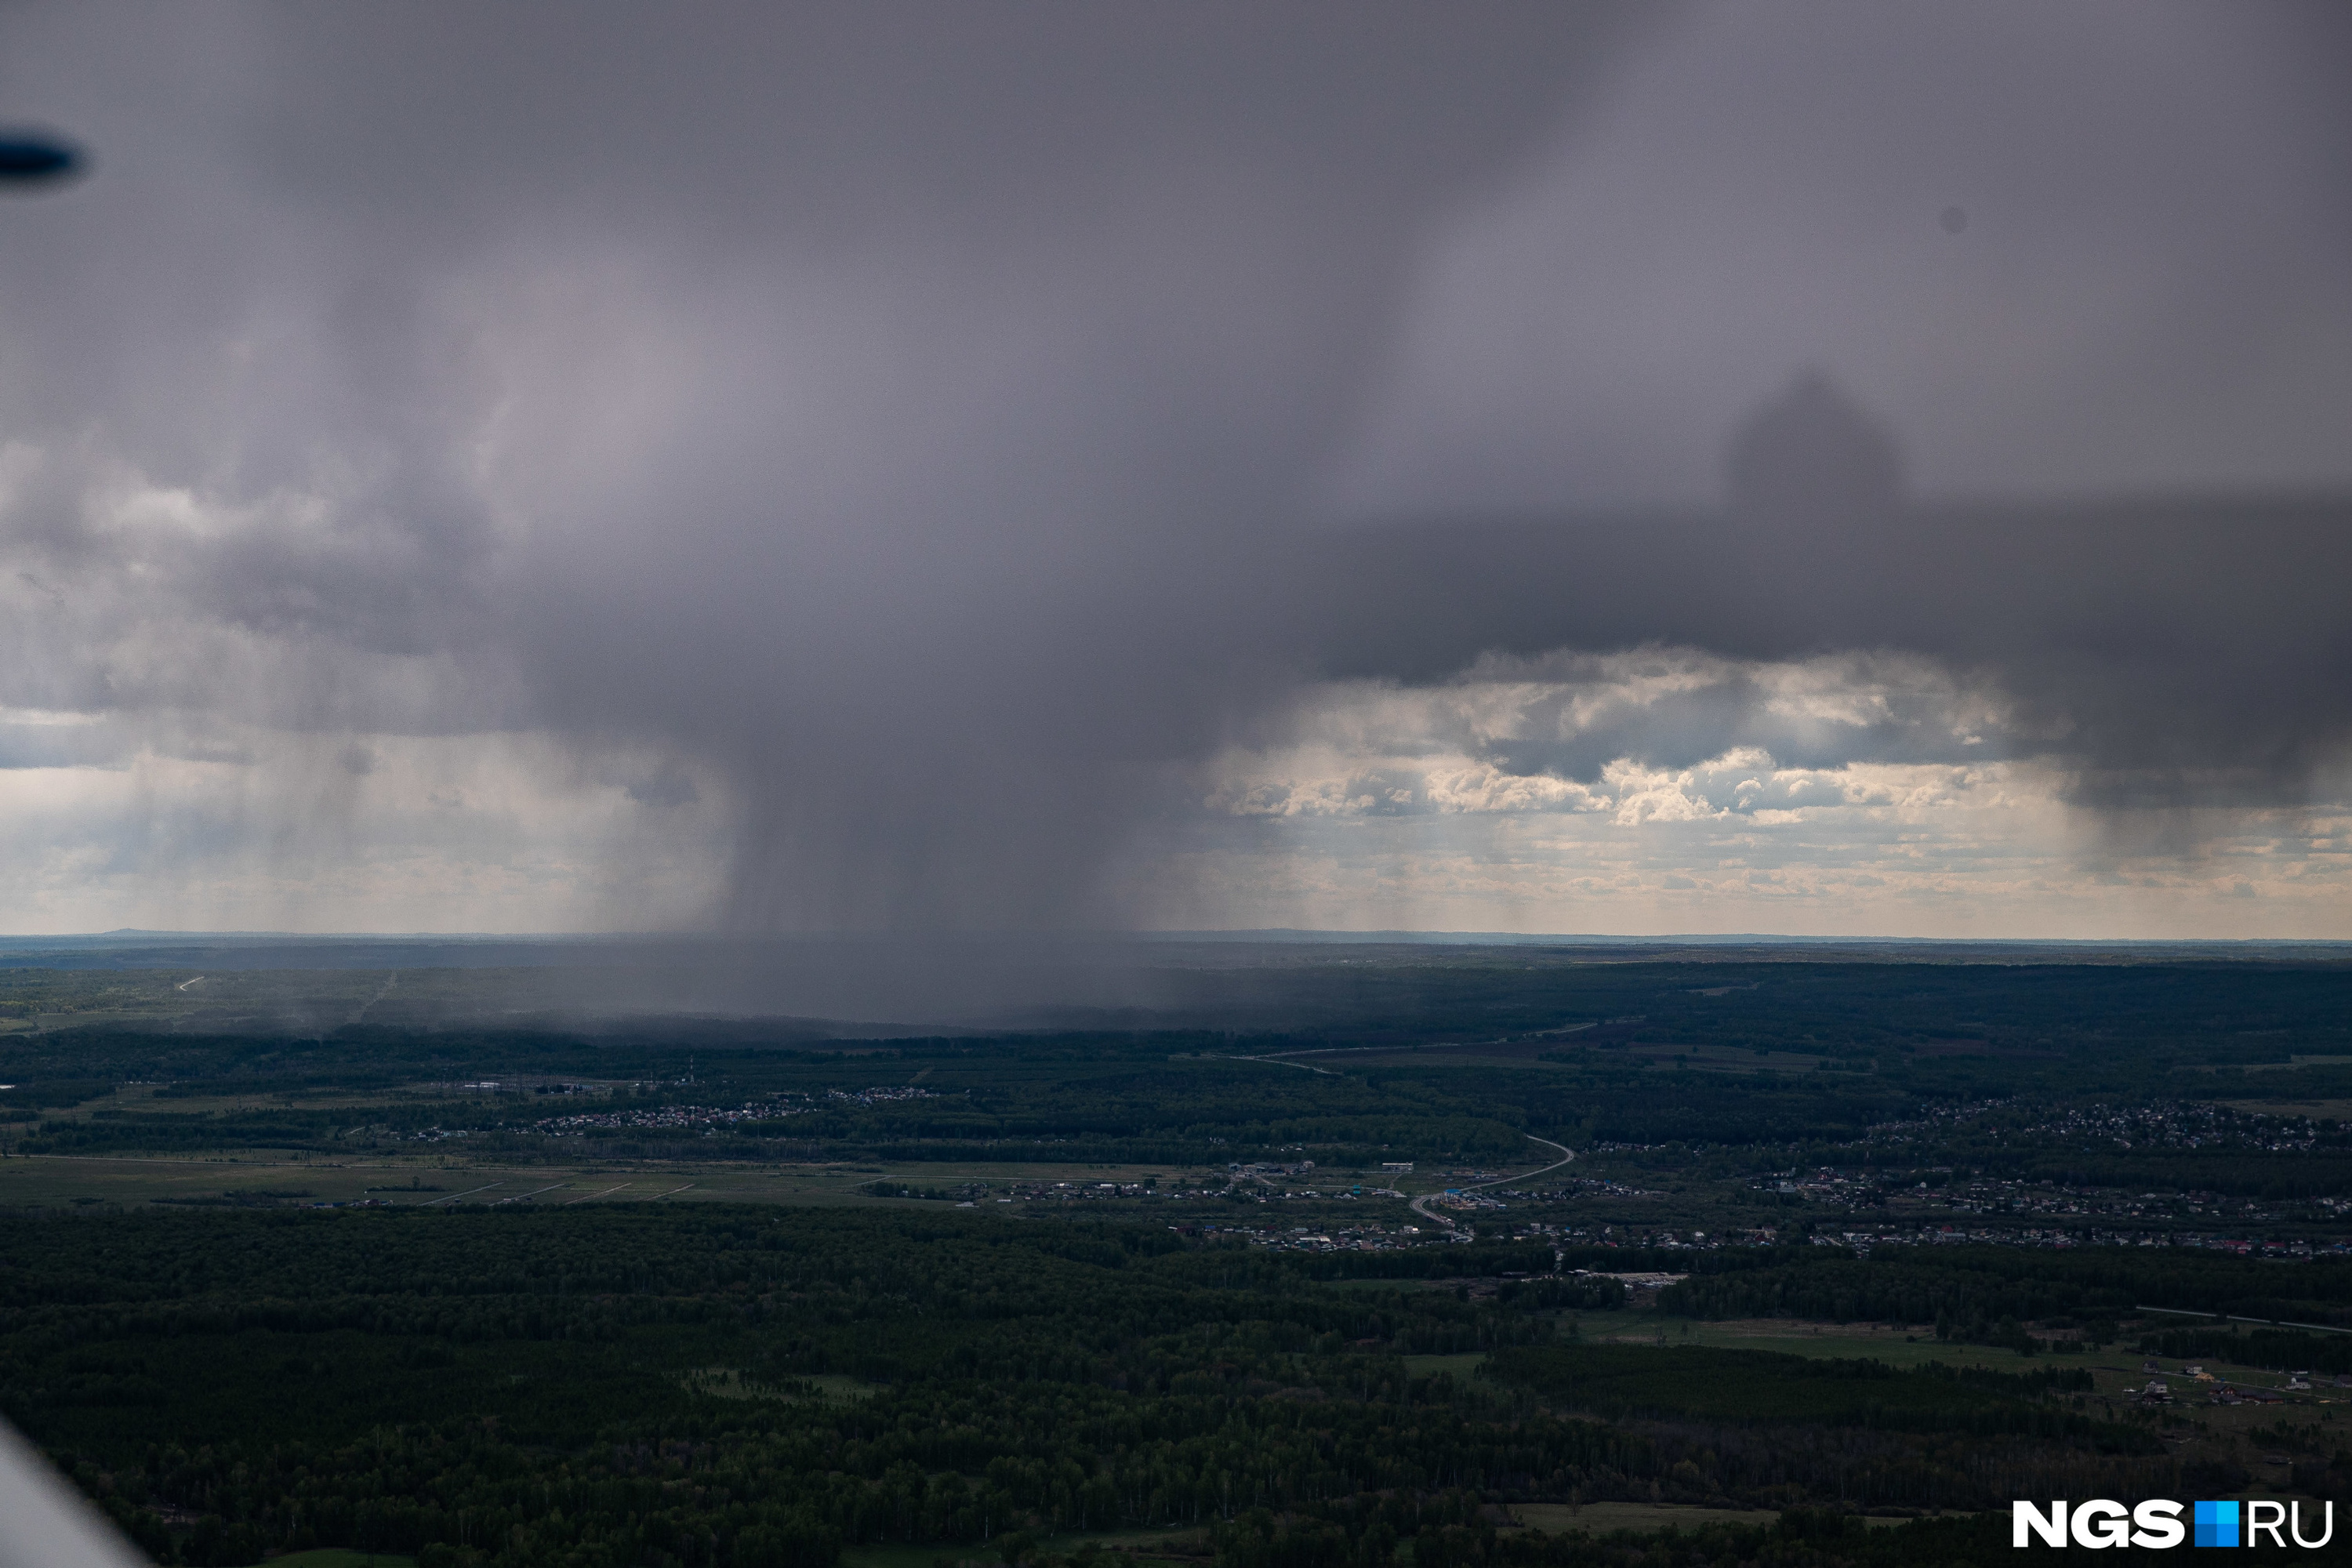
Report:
1656,1243,2352,1332
5,1053,1541,1167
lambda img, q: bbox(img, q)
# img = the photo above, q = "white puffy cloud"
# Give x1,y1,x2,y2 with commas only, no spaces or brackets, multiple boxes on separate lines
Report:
1153,655,2352,936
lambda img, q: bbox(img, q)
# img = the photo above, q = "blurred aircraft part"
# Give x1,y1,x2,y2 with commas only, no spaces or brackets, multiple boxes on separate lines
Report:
0,1416,148,1568
0,129,79,184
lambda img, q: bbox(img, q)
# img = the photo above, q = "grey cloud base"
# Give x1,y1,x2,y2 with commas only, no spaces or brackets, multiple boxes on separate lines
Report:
0,1,2341,931
1313,489,2352,808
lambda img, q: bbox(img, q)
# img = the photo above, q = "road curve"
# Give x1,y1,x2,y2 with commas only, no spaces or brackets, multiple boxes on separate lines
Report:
1410,1134,1573,1230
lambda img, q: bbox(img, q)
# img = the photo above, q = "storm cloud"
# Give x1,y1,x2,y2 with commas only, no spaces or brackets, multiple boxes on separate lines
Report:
0,1,2343,932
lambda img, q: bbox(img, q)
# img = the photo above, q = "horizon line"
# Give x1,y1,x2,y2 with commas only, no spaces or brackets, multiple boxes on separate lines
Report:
0,927,2344,947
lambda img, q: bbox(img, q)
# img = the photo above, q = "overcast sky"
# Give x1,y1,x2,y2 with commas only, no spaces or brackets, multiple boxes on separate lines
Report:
0,0,2345,938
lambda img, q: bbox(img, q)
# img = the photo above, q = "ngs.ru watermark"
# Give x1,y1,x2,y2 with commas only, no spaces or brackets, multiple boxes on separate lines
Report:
2015,1499,2333,1548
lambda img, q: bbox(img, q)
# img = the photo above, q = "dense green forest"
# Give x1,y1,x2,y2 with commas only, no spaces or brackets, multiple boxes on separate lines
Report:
2,1207,2307,1568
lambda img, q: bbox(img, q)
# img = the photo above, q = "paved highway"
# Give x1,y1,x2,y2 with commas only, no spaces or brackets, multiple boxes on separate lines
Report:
1410,1134,1573,1230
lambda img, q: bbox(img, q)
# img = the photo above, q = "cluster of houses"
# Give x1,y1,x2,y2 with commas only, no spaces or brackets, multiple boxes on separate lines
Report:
2134,1359,2344,1405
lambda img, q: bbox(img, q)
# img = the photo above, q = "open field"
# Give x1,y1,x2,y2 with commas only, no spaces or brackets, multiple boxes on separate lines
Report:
844,1529,1202,1568
1511,1503,1777,1534
0,1148,1500,1210
1619,1044,1828,1074
0,1153,917,1207
1254,1041,1835,1079
1570,1310,2352,1400
1561,1311,2049,1371
1165,1315,2131,1384
1509,1504,1917,1534
1555,1309,2352,1486
681,1370,885,1404
0,1153,1319,1208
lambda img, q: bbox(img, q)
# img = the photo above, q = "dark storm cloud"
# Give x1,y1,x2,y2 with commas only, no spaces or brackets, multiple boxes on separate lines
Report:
1305,0,2352,815
1312,484,2352,808
0,1,2343,930
0,0,1659,927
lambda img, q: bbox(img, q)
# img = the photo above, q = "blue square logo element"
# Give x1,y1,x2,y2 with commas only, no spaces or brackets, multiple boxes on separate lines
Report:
2194,1501,2239,1548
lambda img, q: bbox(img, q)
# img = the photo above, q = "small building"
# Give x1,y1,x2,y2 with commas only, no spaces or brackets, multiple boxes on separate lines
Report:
2138,1380,2172,1403
1381,1162,1414,1173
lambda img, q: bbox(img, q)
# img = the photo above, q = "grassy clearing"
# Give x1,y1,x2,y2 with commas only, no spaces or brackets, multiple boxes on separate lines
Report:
1512,1503,1778,1534
1402,1352,1488,1379
0,1155,1275,1210
1513,1503,1919,1534
1594,1316,2344,1393
1564,1312,2045,1372
681,1367,787,1401
842,1527,1202,1568
1621,1044,1826,1076
252,1550,417,1568
840,1541,954,1568
1491,1342,2097,1432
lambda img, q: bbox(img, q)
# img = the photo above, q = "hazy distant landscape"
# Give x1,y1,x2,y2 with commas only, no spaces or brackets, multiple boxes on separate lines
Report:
5,939,2350,1566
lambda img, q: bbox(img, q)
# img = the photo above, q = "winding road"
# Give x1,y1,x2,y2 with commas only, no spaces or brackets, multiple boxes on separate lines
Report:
1410,1134,1573,1230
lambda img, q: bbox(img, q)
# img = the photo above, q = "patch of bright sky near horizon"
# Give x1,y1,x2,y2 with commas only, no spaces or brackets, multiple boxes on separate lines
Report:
1136,654,2352,940
0,2,2343,939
